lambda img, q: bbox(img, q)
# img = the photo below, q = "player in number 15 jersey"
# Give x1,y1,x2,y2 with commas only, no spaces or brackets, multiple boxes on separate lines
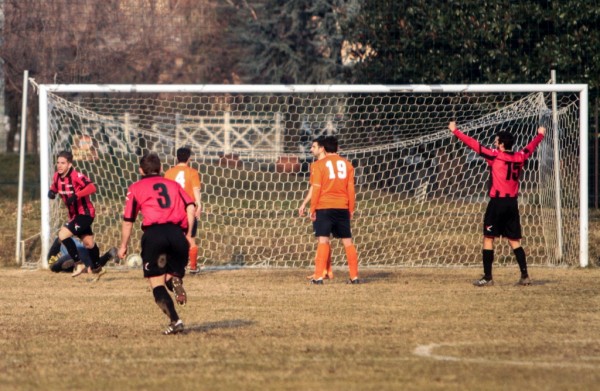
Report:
449,121,545,287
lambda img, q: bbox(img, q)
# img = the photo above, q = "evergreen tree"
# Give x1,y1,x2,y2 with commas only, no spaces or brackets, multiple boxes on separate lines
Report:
343,0,600,91
229,0,359,84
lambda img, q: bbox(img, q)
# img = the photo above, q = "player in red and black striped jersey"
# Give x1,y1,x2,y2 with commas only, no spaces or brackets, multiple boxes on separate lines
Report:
118,153,195,335
48,150,104,279
449,121,545,287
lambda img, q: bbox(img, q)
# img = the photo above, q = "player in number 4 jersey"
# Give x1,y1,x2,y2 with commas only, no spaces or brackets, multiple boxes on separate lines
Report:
449,121,545,287
118,153,195,335
308,136,359,284
164,147,202,273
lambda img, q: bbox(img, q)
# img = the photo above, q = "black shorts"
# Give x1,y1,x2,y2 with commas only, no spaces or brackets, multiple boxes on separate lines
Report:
483,197,522,240
64,215,94,237
140,224,189,278
313,209,352,239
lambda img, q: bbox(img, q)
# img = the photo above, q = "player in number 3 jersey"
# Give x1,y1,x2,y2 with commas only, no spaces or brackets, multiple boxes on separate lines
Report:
308,136,359,284
118,153,195,335
449,121,545,287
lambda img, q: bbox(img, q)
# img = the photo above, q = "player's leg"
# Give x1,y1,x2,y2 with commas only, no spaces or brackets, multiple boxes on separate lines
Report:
306,245,332,280
332,209,358,283
72,238,92,277
143,226,184,334
341,238,359,283
188,218,199,273
149,275,183,335
505,200,530,285
81,233,103,278
476,200,499,286
508,239,530,285
324,248,333,279
164,225,189,305
311,210,332,284
99,247,118,266
478,236,495,285
312,237,330,284
57,224,81,264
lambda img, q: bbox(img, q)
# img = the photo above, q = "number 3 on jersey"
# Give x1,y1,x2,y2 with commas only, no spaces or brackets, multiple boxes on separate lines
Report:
325,160,347,179
153,183,172,208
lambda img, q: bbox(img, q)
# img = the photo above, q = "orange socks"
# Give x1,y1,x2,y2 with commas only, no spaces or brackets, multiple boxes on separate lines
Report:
324,249,333,279
345,244,358,280
314,243,330,280
189,245,198,270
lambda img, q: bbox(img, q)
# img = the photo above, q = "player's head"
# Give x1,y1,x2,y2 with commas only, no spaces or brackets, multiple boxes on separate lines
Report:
310,136,326,158
176,147,192,163
322,136,338,153
139,153,161,175
495,131,515,150
56,150,73,175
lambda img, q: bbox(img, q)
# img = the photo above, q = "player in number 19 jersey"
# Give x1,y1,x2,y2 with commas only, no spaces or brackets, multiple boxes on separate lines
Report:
308,136,359,284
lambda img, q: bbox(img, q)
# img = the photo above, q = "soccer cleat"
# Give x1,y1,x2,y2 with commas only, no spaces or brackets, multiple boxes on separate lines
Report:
48,255,59,266
518,276,531,286
473,277,494,287
309,278,324,285
90,266,106,281
347,278,360,284
163,319,184,335
188,267,200,275
72,262,86,278
171,277,187,306
108,247,118,262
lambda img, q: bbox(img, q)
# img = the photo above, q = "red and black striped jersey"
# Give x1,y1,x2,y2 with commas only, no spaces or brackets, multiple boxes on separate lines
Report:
50,167,96,219
453,128,544,198
123,175,195,230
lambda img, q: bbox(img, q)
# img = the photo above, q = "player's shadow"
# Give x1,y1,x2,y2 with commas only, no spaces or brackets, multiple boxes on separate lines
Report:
517,279,556,286
360,271,394,282
185,319,254,334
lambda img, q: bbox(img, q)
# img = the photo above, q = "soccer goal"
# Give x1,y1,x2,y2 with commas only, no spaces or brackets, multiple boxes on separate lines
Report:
34,83,589,269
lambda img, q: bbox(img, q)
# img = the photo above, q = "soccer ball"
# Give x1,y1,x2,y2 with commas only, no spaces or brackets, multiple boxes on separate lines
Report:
126,253,143,268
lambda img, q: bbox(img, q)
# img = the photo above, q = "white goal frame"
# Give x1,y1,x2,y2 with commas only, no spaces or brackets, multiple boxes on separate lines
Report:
37,83,589,268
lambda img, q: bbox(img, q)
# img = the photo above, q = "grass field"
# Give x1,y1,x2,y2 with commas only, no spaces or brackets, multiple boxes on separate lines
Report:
2,267,600,391
3,154,600,390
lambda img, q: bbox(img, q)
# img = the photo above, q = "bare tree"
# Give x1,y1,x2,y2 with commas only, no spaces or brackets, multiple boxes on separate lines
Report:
2,0,236,152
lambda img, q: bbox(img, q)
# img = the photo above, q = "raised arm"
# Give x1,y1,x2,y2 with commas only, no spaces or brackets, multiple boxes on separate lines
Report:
519,126,546,160
449,121,483,153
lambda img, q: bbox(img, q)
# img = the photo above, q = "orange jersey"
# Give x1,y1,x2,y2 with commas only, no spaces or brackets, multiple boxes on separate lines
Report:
164,165,201,200
310,154,355,214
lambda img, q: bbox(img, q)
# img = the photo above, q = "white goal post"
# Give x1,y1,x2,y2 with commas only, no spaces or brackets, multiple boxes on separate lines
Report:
36,83,589,269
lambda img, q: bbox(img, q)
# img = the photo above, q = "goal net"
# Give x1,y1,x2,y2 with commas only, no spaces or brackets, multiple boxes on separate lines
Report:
35,84,587,269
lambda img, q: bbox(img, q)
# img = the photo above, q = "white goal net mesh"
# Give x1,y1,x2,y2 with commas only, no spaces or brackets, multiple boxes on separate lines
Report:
38,87,581,268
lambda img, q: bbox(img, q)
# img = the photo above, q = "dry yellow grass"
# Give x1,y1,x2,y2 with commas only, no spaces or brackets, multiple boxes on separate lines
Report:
1,267,600,390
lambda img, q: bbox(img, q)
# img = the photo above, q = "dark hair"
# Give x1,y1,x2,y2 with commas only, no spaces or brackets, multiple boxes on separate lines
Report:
322,136,338,153
57,150,73,163
176,147,191,163
496,131,515,150
140,153,161,175
312,136,326,147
